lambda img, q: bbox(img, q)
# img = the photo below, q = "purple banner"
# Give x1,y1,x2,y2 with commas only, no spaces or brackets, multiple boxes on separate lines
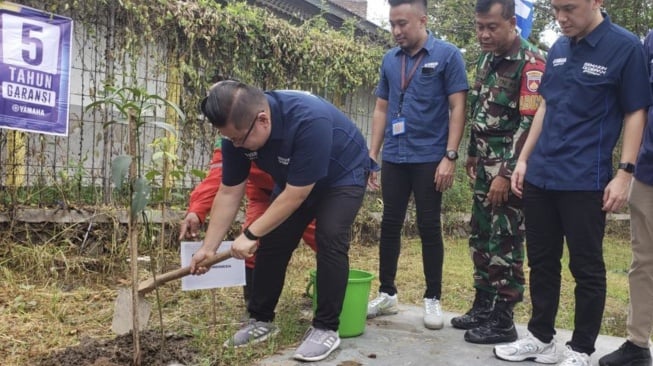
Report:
0,2,72,136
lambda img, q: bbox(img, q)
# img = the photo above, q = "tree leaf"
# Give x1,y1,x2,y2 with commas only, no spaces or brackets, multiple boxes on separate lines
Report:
111,155,132,189
131,177,151,216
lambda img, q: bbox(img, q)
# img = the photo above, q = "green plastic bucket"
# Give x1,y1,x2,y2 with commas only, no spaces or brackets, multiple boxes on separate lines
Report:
306,269,375,338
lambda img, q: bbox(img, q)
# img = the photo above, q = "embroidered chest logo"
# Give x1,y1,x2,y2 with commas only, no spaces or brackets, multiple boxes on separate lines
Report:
582,62,607,76
277,156,290,165
245,151,258,160
552,57,567,67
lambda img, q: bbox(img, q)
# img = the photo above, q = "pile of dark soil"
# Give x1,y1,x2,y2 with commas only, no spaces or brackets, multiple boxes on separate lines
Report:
38,330,199,366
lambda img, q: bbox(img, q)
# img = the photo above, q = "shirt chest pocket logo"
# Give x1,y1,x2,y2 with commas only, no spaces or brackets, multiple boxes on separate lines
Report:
421,62,439,76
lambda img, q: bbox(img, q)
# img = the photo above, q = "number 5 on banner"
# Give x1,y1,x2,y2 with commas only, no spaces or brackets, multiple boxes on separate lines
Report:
1,13,60,74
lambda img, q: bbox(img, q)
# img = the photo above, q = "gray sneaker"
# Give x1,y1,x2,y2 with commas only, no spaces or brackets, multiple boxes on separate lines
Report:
223,319,279,348
293,327,341,362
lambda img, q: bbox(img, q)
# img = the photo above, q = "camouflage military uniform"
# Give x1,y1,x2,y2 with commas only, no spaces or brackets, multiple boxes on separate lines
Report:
467,36,545,303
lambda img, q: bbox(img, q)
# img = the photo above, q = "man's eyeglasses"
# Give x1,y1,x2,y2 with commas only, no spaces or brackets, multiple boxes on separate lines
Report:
223,111,262,146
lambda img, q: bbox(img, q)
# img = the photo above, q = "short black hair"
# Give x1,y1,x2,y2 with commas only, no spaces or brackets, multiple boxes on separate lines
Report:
475,0,515,19
388,0,427,13
200,80,266,129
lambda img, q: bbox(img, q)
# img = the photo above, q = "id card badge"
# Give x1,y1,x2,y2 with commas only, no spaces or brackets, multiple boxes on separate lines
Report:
392,117,406,136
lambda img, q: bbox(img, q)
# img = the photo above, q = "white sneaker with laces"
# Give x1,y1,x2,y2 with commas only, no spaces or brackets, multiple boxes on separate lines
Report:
493,332,559,363
367,292,399,319
423,297,444,329
559,346,590,366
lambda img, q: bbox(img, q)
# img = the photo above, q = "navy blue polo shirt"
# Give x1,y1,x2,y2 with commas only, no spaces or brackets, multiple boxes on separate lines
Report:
221,90,372,194
375,32,469,164
634,30,653,185
526,14,652,191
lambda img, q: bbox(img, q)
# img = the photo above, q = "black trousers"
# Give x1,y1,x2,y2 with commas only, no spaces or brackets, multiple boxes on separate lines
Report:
523,182,606,355
248,185,366,331
378,161,444,299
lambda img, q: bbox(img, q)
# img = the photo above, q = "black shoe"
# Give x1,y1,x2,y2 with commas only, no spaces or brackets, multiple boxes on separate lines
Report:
451,290,494,330
464,301,517,344
599,341,652,366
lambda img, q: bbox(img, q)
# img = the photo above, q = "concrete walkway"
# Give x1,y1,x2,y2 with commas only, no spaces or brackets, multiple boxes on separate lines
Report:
257,304,634,366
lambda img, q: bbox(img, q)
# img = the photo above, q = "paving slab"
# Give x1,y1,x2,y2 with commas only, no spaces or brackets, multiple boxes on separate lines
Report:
257,304,637,366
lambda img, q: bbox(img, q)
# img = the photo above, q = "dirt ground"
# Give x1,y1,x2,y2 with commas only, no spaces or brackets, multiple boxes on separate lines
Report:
37,330,199,366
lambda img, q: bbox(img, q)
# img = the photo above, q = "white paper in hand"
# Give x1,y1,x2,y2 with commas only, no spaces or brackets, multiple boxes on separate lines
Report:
180,241,246,291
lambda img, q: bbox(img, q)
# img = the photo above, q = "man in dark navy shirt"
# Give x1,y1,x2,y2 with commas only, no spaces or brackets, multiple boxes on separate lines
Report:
494,1,652,366
189,81,374,362
599,29,653,366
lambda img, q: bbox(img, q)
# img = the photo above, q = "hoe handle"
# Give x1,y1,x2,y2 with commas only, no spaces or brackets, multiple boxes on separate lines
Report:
137,251,233,294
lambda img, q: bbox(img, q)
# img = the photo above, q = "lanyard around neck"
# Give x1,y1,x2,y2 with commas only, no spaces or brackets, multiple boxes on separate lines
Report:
401,51,425,91
398,50,425,116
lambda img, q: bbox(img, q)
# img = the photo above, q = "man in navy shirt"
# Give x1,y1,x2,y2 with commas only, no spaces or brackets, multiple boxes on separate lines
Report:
494,1,652,366
190,81,374,362
366,0,468,330
599,30,653,366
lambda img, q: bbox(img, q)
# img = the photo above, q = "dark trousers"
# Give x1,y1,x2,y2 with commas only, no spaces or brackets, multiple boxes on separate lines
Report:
523,182,606,355
378,161,444,299
248,185,365,331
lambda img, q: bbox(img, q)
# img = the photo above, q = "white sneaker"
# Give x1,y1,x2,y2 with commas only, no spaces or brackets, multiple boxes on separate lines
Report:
494,332,559,363
423,297,444,330
367,292,399,319
559,346,590,366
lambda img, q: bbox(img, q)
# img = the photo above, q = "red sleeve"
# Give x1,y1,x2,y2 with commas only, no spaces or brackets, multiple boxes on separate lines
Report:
519,58,545,116
187,148,223,223
247,162,275,191
244,162,275,214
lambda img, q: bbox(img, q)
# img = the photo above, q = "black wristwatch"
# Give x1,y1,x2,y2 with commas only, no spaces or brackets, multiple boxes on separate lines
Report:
618,162,635,174
243,227,260,240
445,150,459,161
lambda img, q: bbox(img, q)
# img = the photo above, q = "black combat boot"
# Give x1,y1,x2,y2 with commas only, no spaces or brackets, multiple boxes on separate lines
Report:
464,300,517,344
599,340,652,366
451,290,494,330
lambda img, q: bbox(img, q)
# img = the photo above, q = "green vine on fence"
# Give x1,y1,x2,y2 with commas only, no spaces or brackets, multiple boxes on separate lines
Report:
30,0,385,116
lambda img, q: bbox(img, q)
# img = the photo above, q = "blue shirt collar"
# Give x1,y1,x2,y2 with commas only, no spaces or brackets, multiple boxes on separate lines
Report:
393,31,436,57
265,92,284,140
570,12,611,48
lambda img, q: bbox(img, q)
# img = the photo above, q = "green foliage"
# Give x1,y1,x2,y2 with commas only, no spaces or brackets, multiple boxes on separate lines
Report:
85,85,184,214
19,0,385,130
442,165,472,214
430,0,479,62
146,136,186,203
603,0,653,37
111,155,132,190
533,0,653,40
131,177,151,216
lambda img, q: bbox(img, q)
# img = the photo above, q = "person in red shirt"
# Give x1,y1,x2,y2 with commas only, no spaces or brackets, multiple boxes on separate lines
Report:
179,140,317,302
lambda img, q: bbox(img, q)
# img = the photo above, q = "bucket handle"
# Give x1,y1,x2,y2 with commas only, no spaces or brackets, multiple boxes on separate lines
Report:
305,277,314,299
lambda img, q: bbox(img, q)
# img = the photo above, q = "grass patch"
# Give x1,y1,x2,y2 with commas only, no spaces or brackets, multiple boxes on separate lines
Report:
0,233,634,365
